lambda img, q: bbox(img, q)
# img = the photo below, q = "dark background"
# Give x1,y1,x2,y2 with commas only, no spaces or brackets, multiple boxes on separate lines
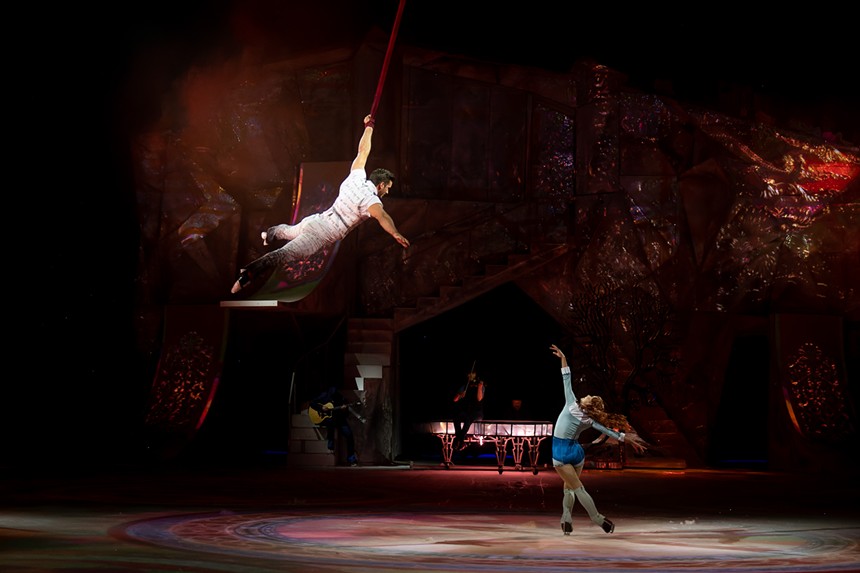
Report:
11,0,857,468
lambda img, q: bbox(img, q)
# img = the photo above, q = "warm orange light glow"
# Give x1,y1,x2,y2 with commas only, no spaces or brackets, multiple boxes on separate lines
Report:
782,386,802,434
802,161,860,193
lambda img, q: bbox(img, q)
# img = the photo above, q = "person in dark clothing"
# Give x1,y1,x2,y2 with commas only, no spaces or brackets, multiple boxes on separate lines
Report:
451,370,485,451
308,386,358,466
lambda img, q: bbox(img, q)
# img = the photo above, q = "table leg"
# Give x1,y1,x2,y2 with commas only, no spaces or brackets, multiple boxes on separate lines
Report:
526,437,547,474
494,438,510,474
437,434,455,468
511,438,526,470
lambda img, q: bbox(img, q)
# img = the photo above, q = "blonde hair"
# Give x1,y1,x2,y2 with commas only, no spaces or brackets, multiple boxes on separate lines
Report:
579,395,633,432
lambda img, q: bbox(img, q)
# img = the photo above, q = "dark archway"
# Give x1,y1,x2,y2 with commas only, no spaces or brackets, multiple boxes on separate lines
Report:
708,334,770,469
398,282,564,462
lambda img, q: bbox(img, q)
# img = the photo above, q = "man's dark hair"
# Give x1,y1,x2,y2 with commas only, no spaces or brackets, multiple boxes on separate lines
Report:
369,168,395,186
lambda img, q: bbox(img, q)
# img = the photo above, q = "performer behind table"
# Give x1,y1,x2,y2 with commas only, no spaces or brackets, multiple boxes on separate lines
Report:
451,369,485,451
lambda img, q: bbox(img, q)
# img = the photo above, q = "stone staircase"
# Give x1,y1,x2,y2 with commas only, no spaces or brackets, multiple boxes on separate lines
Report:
392,242,570,333
287,409,335,467
288,318,394,467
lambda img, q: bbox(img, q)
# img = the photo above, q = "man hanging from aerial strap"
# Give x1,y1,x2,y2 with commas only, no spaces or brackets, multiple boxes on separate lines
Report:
232,0,409,295
231,114,410,294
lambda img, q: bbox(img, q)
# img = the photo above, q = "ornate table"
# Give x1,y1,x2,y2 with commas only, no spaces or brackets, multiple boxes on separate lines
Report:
416,420,554,474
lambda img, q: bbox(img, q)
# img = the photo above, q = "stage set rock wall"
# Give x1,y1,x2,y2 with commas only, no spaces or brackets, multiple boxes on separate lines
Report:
132,32,858,469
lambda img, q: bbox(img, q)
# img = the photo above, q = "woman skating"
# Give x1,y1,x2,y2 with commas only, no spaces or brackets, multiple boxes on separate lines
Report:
549,343,648,535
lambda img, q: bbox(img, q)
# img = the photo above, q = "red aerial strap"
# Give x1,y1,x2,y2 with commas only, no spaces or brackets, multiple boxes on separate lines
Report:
369,0,407,119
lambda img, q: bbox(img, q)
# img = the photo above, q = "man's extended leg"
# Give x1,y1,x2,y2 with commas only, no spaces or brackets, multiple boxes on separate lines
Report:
262,218,308,245
232,228,324,294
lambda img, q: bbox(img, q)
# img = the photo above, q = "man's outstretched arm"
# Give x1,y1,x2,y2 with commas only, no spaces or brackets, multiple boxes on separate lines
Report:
351,115,374,171
368,204,410,248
